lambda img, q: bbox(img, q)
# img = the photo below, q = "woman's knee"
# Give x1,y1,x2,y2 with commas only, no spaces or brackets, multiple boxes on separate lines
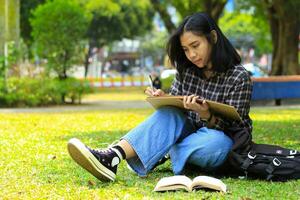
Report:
186,130,233,169
197,128,233,150
155,106,185,118
188,147,230,169
157,106,182,113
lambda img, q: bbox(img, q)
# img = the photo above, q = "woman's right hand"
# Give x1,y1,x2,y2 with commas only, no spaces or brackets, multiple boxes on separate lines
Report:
144,87,165,97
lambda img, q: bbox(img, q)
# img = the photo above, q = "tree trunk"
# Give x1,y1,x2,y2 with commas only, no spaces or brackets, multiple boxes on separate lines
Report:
84,42,92,78
265,0,299,75
150,0,227,34
84,38,98,78
61,50,69,79
203,0,227,24
265,2,280,74
272,17,299,75
150,0,176,33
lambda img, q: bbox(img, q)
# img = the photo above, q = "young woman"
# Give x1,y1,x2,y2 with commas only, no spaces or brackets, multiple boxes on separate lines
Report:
67,12,253,182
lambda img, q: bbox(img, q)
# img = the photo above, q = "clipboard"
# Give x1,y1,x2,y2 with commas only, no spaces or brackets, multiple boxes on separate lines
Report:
146,96,241,121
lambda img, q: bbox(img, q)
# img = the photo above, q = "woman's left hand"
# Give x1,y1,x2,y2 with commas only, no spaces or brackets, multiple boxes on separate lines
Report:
183,95,211,119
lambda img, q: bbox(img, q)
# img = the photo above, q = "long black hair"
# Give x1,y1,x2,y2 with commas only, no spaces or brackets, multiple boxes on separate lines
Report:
167,12,241,76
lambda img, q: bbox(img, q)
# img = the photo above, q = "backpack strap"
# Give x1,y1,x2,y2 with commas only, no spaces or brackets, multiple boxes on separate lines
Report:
241,151,256,171
265,157,282,180
239,151,257,179
253,144,300,157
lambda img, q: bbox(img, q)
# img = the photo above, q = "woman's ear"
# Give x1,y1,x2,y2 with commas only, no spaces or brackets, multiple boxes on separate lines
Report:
211,30,217,44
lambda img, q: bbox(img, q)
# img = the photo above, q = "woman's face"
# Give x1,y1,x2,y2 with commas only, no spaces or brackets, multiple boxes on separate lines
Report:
180,31,212,69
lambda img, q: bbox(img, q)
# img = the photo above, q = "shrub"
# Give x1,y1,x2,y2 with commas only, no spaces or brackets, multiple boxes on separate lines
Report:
31,0,89,79
0,77,91,107
55,78,92,104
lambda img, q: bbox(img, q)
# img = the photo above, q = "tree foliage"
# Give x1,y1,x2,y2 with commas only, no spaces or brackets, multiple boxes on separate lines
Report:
80,0,154,76
85,0,154,46
30,0,89,79
150,0,227,33
236,0,300,75
219,11,272,56
20,0,46,45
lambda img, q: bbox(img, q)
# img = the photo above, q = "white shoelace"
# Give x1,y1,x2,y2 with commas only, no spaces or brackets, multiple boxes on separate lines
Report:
93,140,119,153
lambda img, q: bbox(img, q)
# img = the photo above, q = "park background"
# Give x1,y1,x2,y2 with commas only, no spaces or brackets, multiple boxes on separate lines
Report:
0,0,300,199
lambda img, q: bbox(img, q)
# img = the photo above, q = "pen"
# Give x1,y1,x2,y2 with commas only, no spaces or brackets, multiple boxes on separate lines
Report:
148,74,154,90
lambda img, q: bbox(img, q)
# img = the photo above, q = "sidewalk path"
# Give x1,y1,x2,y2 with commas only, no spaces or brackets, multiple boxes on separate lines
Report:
0,100,151,113
1,100,300,113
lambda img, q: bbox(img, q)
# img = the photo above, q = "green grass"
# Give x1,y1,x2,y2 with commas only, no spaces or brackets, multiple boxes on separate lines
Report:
1,107,300,199
85,86,147,101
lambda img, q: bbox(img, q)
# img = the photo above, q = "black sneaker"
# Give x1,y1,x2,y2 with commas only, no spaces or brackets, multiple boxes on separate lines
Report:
67,138,123,182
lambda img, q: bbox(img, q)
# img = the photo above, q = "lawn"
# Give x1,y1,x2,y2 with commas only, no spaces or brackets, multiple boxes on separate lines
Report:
84,86,146,101
1,105,300,199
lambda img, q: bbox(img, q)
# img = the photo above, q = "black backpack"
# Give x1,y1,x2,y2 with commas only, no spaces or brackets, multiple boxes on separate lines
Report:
224,127,300,181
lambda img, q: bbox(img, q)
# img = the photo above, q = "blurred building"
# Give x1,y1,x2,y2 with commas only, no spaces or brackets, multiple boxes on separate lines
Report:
109,38,141,72
109,52,140,72
86,39,142,78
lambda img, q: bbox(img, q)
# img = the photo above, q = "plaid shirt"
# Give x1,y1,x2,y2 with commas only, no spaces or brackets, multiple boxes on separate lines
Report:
169,65,253,133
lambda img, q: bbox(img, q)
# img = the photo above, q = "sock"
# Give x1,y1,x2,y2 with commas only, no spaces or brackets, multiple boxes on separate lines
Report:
111,145,126,160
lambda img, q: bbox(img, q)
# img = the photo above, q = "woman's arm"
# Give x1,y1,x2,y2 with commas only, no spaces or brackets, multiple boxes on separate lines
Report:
169,71,183,96
216,75,253,130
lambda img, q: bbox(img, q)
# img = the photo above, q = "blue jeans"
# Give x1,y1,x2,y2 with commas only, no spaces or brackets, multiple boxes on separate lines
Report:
122,106,233,177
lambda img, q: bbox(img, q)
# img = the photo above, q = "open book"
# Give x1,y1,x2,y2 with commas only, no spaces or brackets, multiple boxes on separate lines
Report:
153,175,227,193
146,96,241,121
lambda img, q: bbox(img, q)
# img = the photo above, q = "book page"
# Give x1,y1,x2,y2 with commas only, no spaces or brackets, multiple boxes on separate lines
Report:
191,176,227,193
153,175,193,192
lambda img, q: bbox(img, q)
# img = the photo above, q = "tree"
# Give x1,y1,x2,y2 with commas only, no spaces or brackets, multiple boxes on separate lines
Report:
150,0,227,33
81,0,154,77
236,0,300,75
20,0,46,61
150,0,176,33
219,11,272,56
20,0,46,46
30,0,89,79
263,0,299,75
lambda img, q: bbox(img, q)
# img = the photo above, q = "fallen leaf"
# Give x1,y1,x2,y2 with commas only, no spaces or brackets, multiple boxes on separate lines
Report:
88,180,96,186
48,155,56,160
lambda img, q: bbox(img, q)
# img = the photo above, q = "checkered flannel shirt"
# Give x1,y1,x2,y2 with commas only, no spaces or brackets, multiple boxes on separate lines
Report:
169,65,253,133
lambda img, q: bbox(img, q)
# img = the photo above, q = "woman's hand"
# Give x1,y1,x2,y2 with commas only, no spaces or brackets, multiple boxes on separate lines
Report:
183,95,211,119
144,87,165,97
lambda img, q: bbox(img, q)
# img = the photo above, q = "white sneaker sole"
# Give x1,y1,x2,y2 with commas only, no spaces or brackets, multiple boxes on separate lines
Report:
67,138,116,182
